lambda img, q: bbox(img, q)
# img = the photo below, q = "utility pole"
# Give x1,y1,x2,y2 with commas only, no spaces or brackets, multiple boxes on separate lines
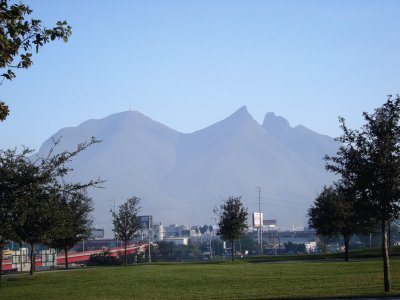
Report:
110,199,117,248
148,222,152,263
210,231,213,260
258,187,263,256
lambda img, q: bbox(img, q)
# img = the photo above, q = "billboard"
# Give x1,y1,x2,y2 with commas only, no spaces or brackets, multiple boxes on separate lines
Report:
138,215,153,229
252,212,263,228
263,219,277,227
91,228,105,239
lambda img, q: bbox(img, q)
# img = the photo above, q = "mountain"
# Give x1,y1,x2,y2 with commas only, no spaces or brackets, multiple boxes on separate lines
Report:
36,107,337,235
262,112,338,172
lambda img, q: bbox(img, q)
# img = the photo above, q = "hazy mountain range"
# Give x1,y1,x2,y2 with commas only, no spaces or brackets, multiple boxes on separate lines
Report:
36,107,338,235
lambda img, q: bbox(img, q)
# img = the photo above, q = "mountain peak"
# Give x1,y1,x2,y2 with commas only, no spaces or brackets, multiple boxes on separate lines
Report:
226,106,255,123
236,105,249,113
263,112,291,134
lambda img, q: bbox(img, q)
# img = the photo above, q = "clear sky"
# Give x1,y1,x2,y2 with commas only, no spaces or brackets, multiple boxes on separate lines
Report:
1,0,399,150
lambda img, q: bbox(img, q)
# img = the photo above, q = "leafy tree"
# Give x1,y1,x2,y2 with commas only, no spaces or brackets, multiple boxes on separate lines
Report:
237,233,257,254
308,186,337,254
0,147,32,283
326,96,400,291
199,225,208,235
283,242,307,254
156,241,175,260
0,0,72,121
112,196,141,267
198,225,208,242
88,250,120,266
214,196,248,261
47,190,93,269
0,137,101,276
308,184,370,261
0,147,54,276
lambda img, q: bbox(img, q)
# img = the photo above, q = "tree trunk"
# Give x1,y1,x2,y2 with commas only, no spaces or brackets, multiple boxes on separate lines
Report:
64,247,69,269
230,240,234,261
29,243,35,276
0,239,4,287
124,241,127,267
343,235,350,262
19,243,22,273
382,220,391,292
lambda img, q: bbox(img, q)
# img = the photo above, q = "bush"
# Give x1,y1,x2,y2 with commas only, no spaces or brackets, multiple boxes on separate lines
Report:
87,250,121,266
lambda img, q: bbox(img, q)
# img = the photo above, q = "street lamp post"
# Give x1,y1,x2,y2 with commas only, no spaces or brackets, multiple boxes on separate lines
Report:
148,225,152,263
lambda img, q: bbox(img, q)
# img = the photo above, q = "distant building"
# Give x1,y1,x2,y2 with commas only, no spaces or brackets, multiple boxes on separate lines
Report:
138,215,153,229
152,224,164,241
165,224,180,237
163,237,189,245
262,229,316,245
263,219,277,229
91,228,105,239
305,242,317,253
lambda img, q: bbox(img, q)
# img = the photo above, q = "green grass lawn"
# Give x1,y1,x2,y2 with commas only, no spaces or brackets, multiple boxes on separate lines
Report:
244,246,400,263
2,259,400,299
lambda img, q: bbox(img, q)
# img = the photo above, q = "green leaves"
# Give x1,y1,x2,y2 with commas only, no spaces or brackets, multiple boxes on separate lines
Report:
324,96,400,290
0,100,9,120
214,196,248,243
0,0,72,121
112,197,141,266
1,68,14,80
112,197,142,242
326,96,400,223
0,137,101,273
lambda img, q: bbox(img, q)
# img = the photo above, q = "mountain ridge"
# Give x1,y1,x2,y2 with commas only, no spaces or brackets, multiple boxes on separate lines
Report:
36,107,337,235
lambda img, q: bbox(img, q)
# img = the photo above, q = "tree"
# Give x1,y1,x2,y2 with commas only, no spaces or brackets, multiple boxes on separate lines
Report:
308,184,370,261
283,242,307,254
0,137,101,276
47,190,93,269
0,147,32,283
0,147,53,276
112,196,141,267
0,0,72,121
199,224,208,242
308,186,337,254
237,233,257,254
326,96,400,291
214,196,248,261
200,225,208,235
156,241,175,260
87,250,120,266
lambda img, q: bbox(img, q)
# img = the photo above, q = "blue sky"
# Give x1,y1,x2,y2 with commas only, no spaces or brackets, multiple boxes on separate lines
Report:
1,0,399,150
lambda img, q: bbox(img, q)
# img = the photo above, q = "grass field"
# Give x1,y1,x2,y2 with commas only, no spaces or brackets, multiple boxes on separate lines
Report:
244,246,400,263
2,258,400,299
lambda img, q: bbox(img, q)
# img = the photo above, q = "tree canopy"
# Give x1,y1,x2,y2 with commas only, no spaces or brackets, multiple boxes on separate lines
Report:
0,137,101,276
325,96,400,291
48,190,93,269
308,184,371,261
214,196,248,261
112,196,141,267
0,0,72,121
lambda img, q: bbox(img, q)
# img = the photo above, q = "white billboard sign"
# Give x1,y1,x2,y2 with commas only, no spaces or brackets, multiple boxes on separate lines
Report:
253,212,263,228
